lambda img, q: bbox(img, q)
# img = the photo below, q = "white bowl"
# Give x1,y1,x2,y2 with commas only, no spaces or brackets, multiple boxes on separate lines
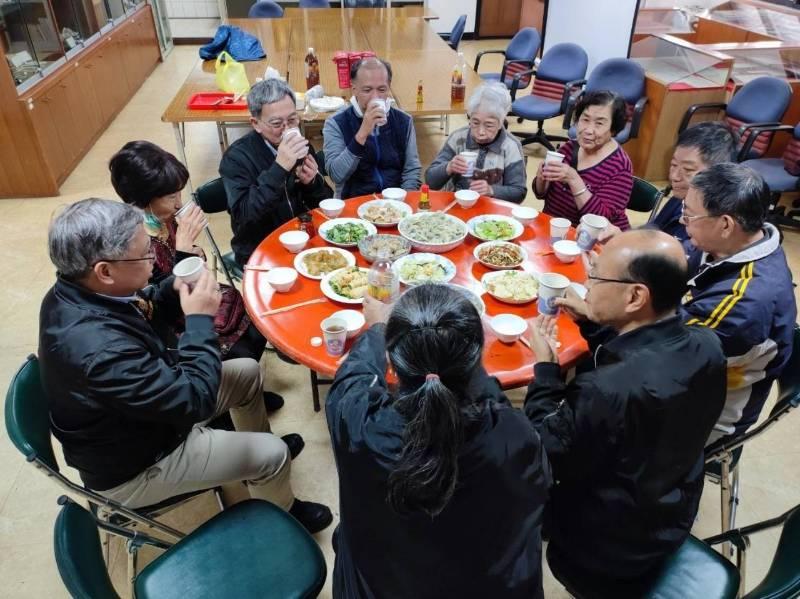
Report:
455,189,479,208
279,230,310,253
490,313,528,343
381,187,407,202
331,309,365,338
397,212,468,254
265,267,298,292
553,239,581,263
319,198,345,218
511,205,540,225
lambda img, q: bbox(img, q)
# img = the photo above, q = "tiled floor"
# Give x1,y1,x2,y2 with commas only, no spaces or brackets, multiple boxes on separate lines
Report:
0,40,798,598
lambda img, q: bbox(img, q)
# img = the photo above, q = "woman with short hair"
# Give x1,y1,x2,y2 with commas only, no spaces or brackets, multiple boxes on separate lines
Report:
425,82,527,202
326,285,550,599
534,90,633,229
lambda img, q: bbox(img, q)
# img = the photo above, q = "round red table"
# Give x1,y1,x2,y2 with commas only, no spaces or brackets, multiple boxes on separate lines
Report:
243,191,589,388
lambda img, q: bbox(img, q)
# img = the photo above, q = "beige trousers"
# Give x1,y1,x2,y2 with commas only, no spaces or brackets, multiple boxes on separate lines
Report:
100,358,294,510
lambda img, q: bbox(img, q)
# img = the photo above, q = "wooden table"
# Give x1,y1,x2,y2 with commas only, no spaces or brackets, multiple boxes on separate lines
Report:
243,192,590,401
283,6,439,21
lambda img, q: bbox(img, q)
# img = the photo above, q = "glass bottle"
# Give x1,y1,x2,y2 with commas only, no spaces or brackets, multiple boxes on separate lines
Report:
451,52,466,102
367,249,399,303
418,184,431,211
305,47,320,90
298,212,316,238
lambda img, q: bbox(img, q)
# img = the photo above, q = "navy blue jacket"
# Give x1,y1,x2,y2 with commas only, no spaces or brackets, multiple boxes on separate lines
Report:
652,196,688,242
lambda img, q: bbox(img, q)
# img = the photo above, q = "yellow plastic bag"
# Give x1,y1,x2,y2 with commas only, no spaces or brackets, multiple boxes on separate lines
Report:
215,51,250,96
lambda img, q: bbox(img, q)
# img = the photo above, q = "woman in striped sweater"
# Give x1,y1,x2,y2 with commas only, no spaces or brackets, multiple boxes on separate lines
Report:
533,90,633,230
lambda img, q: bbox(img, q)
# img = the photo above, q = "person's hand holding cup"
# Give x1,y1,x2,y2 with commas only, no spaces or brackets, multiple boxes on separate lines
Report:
446,154,470,176
576,214,609,251
276,127,309,172
460,151,478,177
537,272,571,317
175,267,221,317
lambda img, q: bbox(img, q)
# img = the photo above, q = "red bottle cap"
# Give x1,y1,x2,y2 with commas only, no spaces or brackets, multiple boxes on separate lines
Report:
421,184,429,192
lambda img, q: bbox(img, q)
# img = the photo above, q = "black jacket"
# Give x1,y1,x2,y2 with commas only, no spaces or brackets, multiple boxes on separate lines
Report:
219,129,332,265
525,316,726,581
39,277,221,491
326,325,551,599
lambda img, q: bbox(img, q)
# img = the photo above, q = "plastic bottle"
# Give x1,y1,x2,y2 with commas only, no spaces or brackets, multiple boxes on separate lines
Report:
418,184,431,211
367,249,399,303
305,47,320,90
298,212,316,238
416,79,424,104
451,52,466,102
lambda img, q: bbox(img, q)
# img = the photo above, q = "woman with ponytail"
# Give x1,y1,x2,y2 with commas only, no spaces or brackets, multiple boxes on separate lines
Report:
326,284,551,599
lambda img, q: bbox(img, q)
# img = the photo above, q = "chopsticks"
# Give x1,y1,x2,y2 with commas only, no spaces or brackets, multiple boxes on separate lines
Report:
519,335,532,349
260,298,327,316
440,199,459,214
244,264,273,272
314,208,330,220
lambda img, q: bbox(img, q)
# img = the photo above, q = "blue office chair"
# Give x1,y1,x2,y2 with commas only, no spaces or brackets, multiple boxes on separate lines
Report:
342,0,387,6
564,58,648,145
442,15,467,51
474,28,541,91
299,0,330,6
510,42,588,151
247,0,284,17
679,76,792,160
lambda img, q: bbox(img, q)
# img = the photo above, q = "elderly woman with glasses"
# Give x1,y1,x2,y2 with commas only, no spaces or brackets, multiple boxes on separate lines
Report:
220,78,332,266
425,82,527,203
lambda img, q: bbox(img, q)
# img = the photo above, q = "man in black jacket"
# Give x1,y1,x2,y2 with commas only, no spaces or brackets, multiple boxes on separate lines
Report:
39,199,332,533
525,229,726,597
219,79,333,266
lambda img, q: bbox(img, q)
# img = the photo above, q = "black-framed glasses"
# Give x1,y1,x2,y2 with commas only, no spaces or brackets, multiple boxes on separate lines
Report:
586,274,640,286
94,253,156,266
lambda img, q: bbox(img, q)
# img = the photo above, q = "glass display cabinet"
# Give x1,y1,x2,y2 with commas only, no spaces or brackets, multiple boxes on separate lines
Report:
0,0,65,89
634,9,696,42
631,33,733,89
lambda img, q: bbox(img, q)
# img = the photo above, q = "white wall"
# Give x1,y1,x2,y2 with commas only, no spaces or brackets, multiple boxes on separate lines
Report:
166,0,220,18
425,0,476,35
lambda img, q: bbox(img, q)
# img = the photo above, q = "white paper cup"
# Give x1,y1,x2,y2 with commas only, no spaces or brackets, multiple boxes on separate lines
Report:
577,214,609,250
320,316,348,356
544,150,565,164
537,272,571,316
460,151,478,177
173,256,204,287
549,217,571,243
282,127,308,157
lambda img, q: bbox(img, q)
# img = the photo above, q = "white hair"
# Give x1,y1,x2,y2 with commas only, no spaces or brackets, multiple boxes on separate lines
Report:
466,82,512,122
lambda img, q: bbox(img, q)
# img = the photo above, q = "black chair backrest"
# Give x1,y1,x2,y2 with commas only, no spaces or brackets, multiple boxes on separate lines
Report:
5,355,60,472
774,325,800,413
628,176,662,213
194,178,229,214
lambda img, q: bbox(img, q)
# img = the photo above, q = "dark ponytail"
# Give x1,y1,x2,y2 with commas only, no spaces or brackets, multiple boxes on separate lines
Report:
385,285,484,517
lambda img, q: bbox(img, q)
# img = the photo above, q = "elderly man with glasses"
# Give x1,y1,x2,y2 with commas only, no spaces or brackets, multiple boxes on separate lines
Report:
220,79,332,266
39,199,333,533
524,229,727,597
678,162,796,448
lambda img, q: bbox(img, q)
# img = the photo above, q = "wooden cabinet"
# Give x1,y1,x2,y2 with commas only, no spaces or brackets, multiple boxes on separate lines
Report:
478,0,523,37
0,4,161,198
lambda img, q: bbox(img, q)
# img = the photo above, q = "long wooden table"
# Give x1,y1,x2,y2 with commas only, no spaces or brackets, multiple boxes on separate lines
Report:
161,7,480,189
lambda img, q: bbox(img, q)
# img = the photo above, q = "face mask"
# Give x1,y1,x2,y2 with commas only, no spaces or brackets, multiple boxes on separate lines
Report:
144,211,162,230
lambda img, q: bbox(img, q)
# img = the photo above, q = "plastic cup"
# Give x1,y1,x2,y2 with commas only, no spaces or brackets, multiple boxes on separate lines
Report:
320,316,348,356
173,256,204,287
576,214,609,251
549,217,571,243
544,150,565,164
537,272,571,316
175,199,196,219
460,151,478,177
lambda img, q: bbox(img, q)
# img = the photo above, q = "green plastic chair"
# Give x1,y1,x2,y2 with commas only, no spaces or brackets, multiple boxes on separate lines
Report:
628,176,665,220
192,178,242,284
54,496,327,599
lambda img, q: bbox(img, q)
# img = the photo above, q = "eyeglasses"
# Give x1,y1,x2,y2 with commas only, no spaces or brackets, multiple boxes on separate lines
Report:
260,114,300,130
95,253,156,265
679,201,717,225
586,274,640,286
468,118,500,133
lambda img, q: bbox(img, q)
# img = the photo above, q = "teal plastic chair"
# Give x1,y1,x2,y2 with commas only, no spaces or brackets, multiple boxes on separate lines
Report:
628,176,666,221
192,178,242,284
54,496,327,598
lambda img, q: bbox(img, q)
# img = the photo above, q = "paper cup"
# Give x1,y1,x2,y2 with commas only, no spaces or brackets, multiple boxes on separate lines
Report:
537,272,571,316
549,217,571,243
173,256,204,287
460,151,478,177
544,150,565,164
577,214,609,250
282,127,308,157
320,316,348,356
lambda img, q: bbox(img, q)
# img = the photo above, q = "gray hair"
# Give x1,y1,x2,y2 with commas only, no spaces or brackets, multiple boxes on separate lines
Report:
48,198,144,280
689,162,769,233
466,82,511,122
247,79,296,118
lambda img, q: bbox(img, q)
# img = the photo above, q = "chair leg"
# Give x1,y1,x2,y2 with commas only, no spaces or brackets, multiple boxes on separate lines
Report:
310,370,321,412
729,463,741,531
99,509,112,566
127,541,139,599
213,486,225,512
720,456,733,557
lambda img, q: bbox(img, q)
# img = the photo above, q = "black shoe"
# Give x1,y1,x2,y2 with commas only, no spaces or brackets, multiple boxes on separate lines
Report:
263,391,285,412
281,433,305,460
289,499,333,534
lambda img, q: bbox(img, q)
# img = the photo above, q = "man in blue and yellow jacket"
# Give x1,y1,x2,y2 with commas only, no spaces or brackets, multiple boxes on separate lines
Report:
679,163,796,446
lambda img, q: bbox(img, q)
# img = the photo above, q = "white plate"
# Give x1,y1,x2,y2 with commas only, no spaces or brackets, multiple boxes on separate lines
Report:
357,199,412,227
393,253,457,286
397,212,468,253
448,283,486,315
467,214,524,242
293,247,356,280
319,218,378,247
320,266,370,305
473,241,528,270
309,96,345,112
481,270,539,304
